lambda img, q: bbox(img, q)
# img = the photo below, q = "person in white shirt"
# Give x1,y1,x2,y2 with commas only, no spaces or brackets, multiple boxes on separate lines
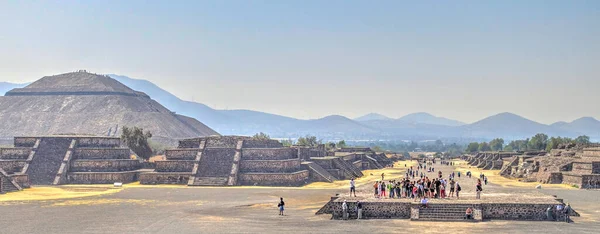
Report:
341,200,348,220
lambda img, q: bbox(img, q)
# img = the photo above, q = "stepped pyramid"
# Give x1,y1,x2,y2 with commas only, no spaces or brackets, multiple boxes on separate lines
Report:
0,71,218,143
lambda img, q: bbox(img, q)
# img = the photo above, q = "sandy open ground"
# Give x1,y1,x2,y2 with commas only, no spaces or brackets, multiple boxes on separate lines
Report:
1,160,599,233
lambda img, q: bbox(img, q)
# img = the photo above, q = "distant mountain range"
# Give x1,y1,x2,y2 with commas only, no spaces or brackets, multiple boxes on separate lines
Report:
2,75,599,142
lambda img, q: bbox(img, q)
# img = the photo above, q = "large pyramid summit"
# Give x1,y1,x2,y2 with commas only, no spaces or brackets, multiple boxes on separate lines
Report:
0,71,218,144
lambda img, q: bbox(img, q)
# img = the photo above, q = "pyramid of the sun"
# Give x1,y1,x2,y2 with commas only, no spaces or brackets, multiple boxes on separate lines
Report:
0,71,219,143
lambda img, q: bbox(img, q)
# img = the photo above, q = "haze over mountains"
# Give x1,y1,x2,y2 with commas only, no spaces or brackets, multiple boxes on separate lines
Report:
2,74,599,142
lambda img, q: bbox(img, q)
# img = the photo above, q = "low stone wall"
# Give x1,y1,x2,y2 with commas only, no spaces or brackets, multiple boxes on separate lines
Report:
68,172,137,184
329,201,411,219
76,137,121,148
482,203,560,220
178,139,201,148
242,140,283,148
241,148,297,160
0,161,26,174
73,148,130,159
164,149,197,160
14,137,37,147
548,172,563,184
0,148,31,159
198,148,236,177
580,174,600,189
155,160,195,172
572,162,593,174
69,159,140,172
593,162,600,174
562,173,583,187
239,159,301,173
238,170,309,186
312,158,334,169
583,148,600,157
139,172,191,184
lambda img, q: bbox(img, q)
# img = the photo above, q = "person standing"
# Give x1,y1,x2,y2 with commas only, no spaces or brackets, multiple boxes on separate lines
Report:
342,200,348,220
356,201,363,220
350,178,356,197
449,179,456,197
456,182,461,199
564,203,571,223
546,206,554,221
476,182,483,199
380,182,387,198
278,197,285,216
484,176,488,185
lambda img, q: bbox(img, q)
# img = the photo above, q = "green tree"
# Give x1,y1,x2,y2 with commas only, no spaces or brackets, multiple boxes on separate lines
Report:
296,135,321,147
252,132,271,140
280,139,294,147
121,126,153,160
504,145,514,152
489,138,504,151
466,142,479,153
575,135,591,145
337,140,347,148
478,142,491,152
528,133,549,150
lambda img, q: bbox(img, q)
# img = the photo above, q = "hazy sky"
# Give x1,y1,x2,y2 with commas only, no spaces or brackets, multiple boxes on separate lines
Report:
1,1,599,124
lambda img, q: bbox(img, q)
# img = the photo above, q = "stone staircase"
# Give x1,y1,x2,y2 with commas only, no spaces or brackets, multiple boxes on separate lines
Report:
226,140,244,186
27,138,72,185
416,204,480,222
187,140,206,186
302,161,336,183
192,177,228,186
0,168,22,193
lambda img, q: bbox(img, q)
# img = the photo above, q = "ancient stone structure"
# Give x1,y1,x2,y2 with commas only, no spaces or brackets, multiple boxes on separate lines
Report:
494,147,600,189
140,136,392,186
320,199,570,221
0,136,141,186
140,136,311,186
0,71,218,145
462,151,521,170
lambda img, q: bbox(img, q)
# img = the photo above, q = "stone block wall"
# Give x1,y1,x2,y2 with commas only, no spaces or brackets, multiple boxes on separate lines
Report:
0,148,32,159
76,137,121,148
329,201,411,219
73,148,131,159
592,162,600,174
155,160,195,172
164,149,197,160
10,174,30,188
312,158,334,169
139,172,191,184
482,203,560,221
239,159,301,173
242,140,283,148
238,170,309,186
68,172,137,184
241,148,297,160
572,162,593,174
0,161,26,174
14,137,37,147
583,148,600,157
69,159,141,172
548,172,563,183
580,174,600,189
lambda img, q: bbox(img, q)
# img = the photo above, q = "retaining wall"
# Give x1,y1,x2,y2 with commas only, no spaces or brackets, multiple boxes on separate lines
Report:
0,161,26,174
241,148,297,160
164,149,197,160
238,170,309,186
155,160,195,172
73,148,131,159
139,172,191,184
69,159,140,172
68,172,137,184
0,148,32,159
239,159,301,173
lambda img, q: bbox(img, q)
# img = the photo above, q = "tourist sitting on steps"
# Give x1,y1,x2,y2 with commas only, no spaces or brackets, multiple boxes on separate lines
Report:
420,197,428,208
465,207,473,220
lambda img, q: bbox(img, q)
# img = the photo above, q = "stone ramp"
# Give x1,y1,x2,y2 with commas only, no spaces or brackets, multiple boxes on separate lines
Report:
27,138,71,185
302,162,336,183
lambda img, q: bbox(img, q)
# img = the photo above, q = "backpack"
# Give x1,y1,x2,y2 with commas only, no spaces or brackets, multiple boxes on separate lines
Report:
457,184,461,191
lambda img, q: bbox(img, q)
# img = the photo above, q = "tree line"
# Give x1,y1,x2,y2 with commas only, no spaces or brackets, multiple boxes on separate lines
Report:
465,133,592,153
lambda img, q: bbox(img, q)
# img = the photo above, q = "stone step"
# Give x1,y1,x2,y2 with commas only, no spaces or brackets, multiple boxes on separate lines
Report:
414,218,479,222
191,177,228,186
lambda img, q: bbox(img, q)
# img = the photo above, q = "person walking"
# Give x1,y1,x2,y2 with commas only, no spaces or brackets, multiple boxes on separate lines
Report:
456,182,461,199
350,178,356,197
476,182,483,199
278,197,285,216
356,201,363,220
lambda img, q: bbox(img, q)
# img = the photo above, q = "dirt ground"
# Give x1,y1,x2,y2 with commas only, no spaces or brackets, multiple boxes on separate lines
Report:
1,160,599,234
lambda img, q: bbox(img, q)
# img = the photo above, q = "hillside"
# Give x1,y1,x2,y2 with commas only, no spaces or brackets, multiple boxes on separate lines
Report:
0,72,218,144
354,113,393,121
